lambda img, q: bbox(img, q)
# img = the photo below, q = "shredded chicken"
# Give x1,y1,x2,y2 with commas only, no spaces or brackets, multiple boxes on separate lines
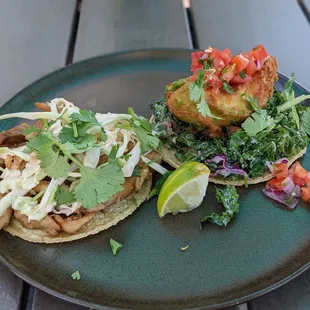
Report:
0,123,28,147
34,102,51,112
54,213,94,234
4,155,24,170
98,154,108,166
135,167,152,191
0,207,12,230
14,211,61,236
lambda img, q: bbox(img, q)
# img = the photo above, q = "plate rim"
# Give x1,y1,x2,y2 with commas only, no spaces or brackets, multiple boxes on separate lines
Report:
0,49,309,310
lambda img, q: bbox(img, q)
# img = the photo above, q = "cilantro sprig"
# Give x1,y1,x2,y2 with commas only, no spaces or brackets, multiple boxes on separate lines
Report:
128,107,161,153
27,128,124,209
110,238,123,256
189,70,222,119
241,92,258,111
71,270,81,280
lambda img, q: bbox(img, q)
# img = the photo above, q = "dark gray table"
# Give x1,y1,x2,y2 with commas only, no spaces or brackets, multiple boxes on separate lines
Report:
0,1,309,309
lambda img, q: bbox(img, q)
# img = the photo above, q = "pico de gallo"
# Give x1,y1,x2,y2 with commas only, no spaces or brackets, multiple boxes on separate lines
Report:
190,44,268,89
263,160,310,208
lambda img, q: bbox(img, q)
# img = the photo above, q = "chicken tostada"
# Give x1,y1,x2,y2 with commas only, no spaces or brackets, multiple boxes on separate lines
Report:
151,45,310,186
0,98,162,243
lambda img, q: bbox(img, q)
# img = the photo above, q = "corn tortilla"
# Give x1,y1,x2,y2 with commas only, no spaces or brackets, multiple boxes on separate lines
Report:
4,179,152,243
162,145,307,186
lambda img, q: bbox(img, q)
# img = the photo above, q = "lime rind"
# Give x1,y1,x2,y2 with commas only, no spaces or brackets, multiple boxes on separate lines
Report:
157,162,210,217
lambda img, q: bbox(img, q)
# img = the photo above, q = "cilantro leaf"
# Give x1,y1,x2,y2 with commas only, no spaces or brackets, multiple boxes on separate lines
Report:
37,143,70,179
302,107,310,136
241,92,258,111
281,73,300,128
55,187,75,205
189,71,222,120
66,109,106,142
27,133,51,151
64,134,97,154
74,163,124,209
239,70,246,79
195,69,205,87
222,81,235,94
203,58,214,70
189,83,201,102
70,109,98,124
128,107,152,132
59,126,78,143
197,91,222,120
241,110,275,137
23,126,40,136
128,108,161,153
110,238,123,256
282,73,295,101
201,186,239,227
71,270,81,280
132,126,160,153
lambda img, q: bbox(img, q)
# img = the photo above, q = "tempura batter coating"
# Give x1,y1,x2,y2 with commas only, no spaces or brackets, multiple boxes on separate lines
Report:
167,56,278,136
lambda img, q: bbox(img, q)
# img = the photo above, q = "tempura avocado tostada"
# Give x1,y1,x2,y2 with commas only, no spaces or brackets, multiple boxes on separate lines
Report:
151,45,310,186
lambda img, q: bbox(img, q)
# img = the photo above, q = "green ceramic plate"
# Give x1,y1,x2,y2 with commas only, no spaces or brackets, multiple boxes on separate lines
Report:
0,50,309,310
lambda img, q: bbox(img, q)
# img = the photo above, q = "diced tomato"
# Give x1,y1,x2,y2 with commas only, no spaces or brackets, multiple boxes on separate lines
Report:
222,71,235,82
301,186,310,202
268,177,287,191
240,52,253,61
292,162,308,186
273,163,289,179
231,55,248,73
190,51,204,73
221,64,237,82
245,60,257,75
213,58,225,76
210,48,223,61
230,74,252,84
207,74,223,89
250,44,268,62
220,48,233,65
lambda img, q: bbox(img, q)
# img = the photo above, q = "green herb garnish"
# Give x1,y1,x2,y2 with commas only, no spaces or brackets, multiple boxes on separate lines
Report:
201,186,239,227
241,92,258,111
239,70,246,79
71,270,81,280
189,70,222,119
222,81,235,94
110,238,123,256
55,187,75,205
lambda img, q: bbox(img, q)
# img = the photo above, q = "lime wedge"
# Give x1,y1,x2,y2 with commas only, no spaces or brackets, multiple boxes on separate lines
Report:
157,162,210,217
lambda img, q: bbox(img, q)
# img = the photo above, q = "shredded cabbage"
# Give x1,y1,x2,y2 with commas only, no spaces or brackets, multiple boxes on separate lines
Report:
121,141,141,177
0,170,46,216
12,197,47,221
141,155,167,175
0,111,61,121
83,147,101,168
95,113,132,126
52,201,81,216
49,120,63,138
0,146,32,161
116,129,132,158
